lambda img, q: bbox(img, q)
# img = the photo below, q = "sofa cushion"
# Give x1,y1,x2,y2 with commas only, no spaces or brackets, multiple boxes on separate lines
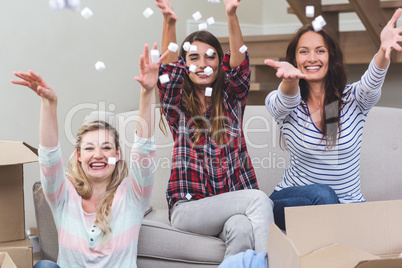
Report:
33,181,58,262
359,106,402,201
138,209,225,265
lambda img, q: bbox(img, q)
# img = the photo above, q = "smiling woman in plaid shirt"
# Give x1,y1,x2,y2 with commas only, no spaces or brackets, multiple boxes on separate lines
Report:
155,0,274,258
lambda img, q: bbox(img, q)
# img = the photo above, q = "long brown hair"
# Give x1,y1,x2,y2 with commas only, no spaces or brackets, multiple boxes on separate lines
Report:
285,25,348,149
67,121,128,245
160,31,228,146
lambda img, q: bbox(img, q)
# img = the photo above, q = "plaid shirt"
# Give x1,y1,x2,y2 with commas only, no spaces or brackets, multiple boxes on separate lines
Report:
158,52,258,219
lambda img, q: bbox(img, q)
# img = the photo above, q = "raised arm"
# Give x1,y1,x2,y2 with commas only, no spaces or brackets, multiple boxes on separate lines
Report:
11,71,58,148
224,0,245,68
156,0,179,64
375,8,402,68
134,42,170,138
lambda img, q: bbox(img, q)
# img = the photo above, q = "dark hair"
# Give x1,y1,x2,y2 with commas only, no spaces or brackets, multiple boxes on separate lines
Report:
179,30,228,146
286,25,348,149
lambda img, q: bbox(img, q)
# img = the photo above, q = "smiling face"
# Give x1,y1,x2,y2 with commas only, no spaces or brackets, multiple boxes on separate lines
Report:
295,31,329,83
185,41,220,88
77,129,120,184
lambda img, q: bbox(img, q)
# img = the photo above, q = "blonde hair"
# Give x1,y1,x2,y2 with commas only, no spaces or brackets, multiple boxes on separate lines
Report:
66,120,128,245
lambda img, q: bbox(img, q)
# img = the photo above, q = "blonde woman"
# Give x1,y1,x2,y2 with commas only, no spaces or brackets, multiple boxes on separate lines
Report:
12,43,168,268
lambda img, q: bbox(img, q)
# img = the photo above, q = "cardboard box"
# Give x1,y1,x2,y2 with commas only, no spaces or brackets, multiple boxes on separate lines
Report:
0,252,17,268
0,141,38,243
267,200,402,267
0,237,32,268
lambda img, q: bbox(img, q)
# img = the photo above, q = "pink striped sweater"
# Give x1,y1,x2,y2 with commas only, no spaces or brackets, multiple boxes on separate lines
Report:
39,135,156,268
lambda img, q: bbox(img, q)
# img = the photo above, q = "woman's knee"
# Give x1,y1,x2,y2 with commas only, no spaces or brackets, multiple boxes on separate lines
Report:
311,184,339,204
34,260,60,268
221,215,254,257
248,189,274,209
224,214,253,238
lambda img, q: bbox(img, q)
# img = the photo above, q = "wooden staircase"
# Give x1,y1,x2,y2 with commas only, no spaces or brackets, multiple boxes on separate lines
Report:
218,0,402,105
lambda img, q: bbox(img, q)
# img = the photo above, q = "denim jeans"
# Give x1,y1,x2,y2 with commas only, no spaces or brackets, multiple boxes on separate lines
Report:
171,189,275,258
33,260,60,268
269,184,340,231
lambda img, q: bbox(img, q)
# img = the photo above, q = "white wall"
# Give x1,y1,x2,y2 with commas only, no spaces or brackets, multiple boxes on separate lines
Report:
1,0,264,232
2,0,402,231
2,0,160,232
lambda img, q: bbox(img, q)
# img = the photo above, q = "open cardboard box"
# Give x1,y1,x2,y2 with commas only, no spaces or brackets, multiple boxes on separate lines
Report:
0,141,38,243
267,200,402,268
0,237,32,268
0,252,17,268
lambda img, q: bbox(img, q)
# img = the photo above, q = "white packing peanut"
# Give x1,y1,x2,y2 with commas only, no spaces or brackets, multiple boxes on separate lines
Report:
159,74,170,84
189,45,197,53
95,61,106,71
207,17,215,25
206,48,215,56
168,42,179,52
81,7,93,19
198,22,208,31
192,11,202,21
150,49,160,64
66,0,80,10
182,42,191,51
108,157,116,165
305,6,315,18
312,15,326,31
205,87,213,97
189,64,197,73
143,7,154,18
204,66,213,76
49,0,66,10
239,45,248,54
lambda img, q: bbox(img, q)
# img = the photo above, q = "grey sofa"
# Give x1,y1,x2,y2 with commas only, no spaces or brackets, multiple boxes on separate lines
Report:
33,105,402,267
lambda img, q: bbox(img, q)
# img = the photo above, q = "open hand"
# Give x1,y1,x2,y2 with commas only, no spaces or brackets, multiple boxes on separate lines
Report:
11,70,57,103
134,42,170,91
264,59,308,80
380,8,402,60
224,0,241,16
155,0,178,23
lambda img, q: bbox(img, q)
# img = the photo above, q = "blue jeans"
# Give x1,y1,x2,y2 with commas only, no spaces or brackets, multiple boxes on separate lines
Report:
34,260,60,268
269,184,340,231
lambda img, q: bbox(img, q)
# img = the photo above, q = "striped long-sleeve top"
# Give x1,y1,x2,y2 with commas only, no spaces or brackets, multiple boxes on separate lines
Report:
265,57,389,203
38,135,156,268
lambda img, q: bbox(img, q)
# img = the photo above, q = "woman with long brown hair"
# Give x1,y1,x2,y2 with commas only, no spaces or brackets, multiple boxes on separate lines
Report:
265,8,402,230
155,0,274,258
